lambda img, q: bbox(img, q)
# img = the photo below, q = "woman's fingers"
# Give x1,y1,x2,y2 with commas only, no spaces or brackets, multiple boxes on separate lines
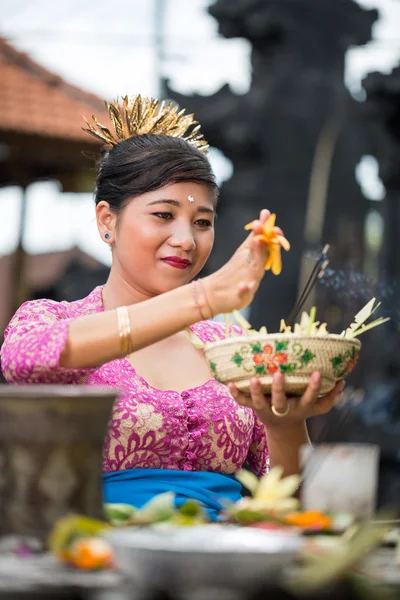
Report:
299,371,322,409
228,383,253,408
229,362,347,425
229,373,345,423
314,380,345,415
271,372,289,414
249,378,269,410
259,209,271,224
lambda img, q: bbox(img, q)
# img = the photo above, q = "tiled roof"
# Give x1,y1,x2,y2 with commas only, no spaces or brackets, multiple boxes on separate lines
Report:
0,37,110,143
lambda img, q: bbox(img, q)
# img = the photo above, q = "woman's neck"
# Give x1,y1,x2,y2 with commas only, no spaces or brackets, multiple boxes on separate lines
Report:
102,267,154,311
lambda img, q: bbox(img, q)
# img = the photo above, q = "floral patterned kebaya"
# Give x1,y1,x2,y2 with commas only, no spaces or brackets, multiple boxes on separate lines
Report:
0,286,268,477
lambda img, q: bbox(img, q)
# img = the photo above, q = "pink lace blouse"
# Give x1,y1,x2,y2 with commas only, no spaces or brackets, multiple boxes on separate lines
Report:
0,286,269,477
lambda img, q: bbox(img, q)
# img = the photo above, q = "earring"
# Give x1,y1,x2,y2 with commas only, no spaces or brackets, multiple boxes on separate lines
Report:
104,233,111,240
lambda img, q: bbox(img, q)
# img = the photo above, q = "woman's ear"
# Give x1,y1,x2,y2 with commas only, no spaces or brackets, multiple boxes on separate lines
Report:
96,201,117,243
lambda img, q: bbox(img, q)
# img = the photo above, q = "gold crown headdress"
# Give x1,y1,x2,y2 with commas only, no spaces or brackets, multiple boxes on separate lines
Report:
82,94,209,154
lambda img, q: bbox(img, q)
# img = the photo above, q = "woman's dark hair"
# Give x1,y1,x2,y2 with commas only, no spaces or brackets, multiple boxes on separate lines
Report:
95,134,219,210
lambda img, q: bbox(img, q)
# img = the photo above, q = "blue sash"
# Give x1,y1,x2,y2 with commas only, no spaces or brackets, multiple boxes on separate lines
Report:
103,468,242,522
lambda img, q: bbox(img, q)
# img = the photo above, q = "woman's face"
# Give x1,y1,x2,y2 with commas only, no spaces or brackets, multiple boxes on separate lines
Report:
97,181,216,296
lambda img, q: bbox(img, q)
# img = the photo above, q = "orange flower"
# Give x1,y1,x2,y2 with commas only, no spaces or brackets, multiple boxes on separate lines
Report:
263,344,273,356
274,352,288,364
245,213,290,275
69,537,113,570
253,353,265,365
283,510,332,530
253,347,288,373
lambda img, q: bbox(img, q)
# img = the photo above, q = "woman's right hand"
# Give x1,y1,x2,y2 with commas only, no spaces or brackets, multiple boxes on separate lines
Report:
204,209,273,315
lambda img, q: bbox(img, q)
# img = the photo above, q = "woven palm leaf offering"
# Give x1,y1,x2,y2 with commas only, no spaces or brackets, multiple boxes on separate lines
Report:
227,467,349,533
192,214,389,396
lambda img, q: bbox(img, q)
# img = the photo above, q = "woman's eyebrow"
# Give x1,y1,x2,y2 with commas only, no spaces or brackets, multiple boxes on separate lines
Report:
147,199,181,208
147,199,215,214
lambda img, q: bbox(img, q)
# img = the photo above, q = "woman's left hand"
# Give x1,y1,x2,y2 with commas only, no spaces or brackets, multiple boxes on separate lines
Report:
228,371,344,428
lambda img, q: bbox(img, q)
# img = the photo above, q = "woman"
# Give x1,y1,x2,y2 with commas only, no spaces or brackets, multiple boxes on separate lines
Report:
0,96,343,520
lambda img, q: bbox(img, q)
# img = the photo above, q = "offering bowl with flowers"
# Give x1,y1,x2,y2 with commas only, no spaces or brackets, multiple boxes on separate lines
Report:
205,333,359,396
199,299,388,396
190,214,389,395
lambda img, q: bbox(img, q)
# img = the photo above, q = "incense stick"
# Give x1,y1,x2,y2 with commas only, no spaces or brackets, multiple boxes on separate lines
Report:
286,245,330,328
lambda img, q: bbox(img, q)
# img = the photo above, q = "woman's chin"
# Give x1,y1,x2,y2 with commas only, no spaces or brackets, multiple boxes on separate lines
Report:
153,274,193,295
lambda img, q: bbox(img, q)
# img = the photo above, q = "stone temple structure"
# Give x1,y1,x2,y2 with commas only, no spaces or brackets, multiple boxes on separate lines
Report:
168,0,378,333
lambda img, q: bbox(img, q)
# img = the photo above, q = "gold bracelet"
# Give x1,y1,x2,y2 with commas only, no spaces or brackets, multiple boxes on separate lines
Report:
116,306,132,355
191,280,206,321
197,279,214,319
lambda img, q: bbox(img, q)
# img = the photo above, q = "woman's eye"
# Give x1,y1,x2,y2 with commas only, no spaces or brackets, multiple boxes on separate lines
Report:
153,212,173,220
196,219,213,228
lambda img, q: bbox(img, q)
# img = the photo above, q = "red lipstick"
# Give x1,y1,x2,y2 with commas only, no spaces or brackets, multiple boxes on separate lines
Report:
161,256,191,270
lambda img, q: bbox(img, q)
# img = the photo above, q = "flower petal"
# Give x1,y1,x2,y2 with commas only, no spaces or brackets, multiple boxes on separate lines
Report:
274,474,302,499
264,252,274,271
244,221,256,231
271,246,282,275
254,466,284,498
262,213,276,234
235,469,260,496
277,235,291,251
254,234,268,243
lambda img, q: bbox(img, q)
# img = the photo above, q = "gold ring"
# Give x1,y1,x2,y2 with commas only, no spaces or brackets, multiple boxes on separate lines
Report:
272,404,290,417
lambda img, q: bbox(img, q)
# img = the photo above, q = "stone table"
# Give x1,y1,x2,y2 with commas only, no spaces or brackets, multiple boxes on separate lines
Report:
0,548,398,600
0,554,126,600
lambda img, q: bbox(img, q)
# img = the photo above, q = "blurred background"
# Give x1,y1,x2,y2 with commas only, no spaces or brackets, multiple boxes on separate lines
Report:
0,0,399,504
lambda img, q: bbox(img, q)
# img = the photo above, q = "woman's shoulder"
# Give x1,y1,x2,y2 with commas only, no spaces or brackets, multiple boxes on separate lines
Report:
6,286,104,327
190,319,243,344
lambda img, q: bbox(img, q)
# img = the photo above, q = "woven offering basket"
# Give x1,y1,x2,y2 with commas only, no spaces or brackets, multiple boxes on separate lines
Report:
205,334,361,396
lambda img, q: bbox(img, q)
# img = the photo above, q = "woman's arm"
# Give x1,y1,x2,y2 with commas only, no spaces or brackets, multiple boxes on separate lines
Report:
266,421,310,476
2,221,268,376
61,282,206,368
245,414,308,479
229,373,344,476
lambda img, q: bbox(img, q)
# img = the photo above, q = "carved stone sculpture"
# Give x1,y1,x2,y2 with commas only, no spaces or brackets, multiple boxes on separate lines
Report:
0,386,116,542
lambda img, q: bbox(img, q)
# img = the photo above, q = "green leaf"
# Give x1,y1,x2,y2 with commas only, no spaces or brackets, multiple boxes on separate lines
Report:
350,317,390,338
209,361,217,376
140,491,176,522
275,341,288,352
331,355,344,368
104,503,137,526
251,343,263,353
343,298,390,338
280,363,294,373
232,352,243,366
255,365,266,375
301,350,315,365
307,306,317,335
231,509,266,525
178,500,202,517
289,515,393,593
354,298,378,325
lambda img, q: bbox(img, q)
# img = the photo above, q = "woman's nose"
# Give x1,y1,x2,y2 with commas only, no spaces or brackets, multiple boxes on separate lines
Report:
169,225,196,251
